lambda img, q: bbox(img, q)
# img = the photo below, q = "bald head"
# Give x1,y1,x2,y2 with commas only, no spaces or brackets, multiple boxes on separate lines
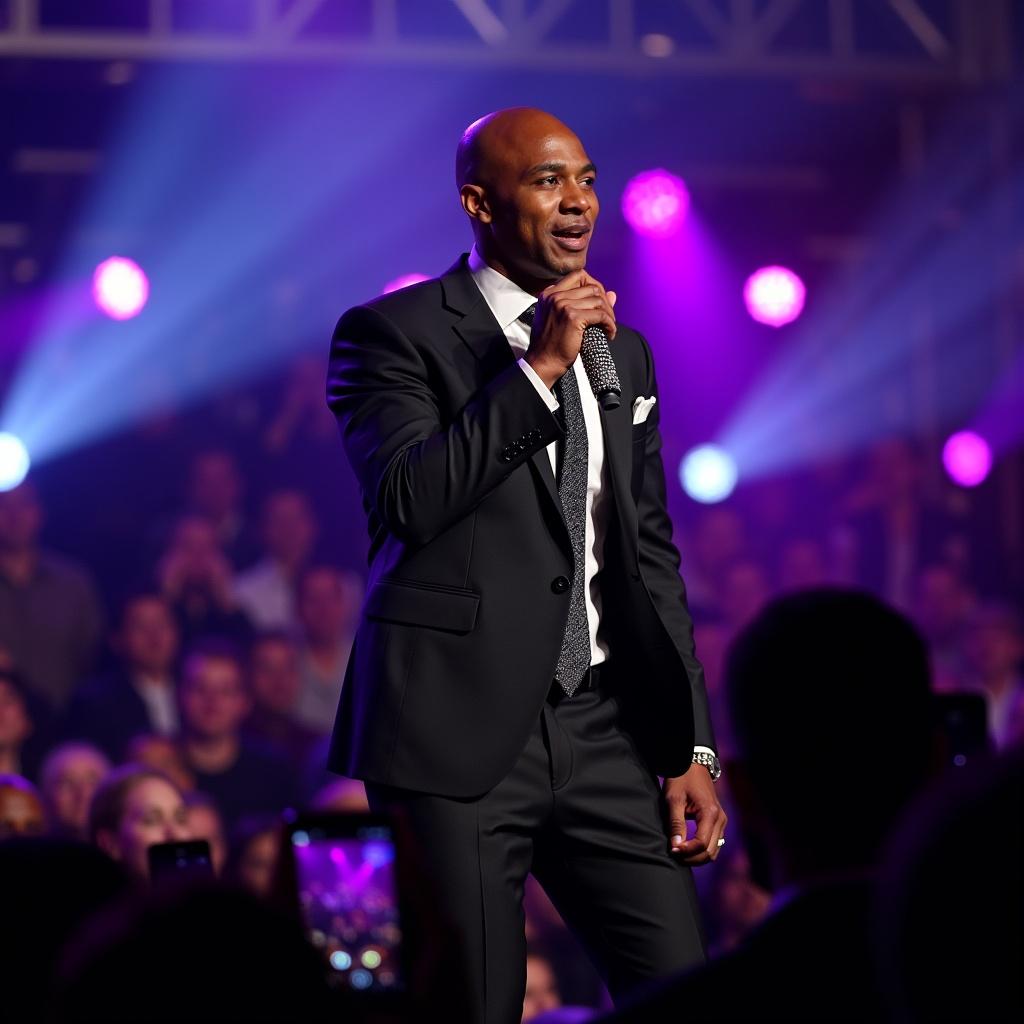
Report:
455,107,598,289
456,107,580,189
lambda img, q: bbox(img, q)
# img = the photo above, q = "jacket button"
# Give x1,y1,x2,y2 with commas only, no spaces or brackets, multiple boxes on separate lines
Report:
551,575,570,594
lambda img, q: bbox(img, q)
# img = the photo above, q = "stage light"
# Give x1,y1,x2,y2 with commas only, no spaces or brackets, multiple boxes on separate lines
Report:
743,266,805,327
0,433,31,492
943,430,992,487
382,272,429,294
680,444,738,503
621,169,689,238
330,951,352,971
361,949,382,969
92,257,149,320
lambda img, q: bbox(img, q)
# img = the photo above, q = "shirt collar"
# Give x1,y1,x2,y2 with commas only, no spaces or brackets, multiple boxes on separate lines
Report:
467,245,536,330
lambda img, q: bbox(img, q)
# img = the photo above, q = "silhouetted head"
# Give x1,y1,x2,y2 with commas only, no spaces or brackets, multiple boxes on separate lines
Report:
457,107,598,292
725,588,936,886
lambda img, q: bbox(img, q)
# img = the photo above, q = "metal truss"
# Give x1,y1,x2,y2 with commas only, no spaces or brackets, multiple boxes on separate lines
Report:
0,0,1014,82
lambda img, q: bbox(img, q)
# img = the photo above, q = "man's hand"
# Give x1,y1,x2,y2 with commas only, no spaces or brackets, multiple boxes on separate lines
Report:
664,764,727,866
525,270,616,390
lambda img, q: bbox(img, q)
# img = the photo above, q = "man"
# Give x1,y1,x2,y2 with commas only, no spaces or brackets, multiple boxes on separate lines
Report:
38,741,111,840
0,479,103,710
65,591,181,761
177,640,298,828
325,108,724,1023
232,489,318,631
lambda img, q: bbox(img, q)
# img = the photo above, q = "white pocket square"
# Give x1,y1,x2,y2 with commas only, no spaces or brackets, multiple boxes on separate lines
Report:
631,395,657,425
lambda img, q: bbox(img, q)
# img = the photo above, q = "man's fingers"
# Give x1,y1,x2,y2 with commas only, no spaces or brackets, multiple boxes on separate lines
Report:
671,802,720,864
607,290,617,307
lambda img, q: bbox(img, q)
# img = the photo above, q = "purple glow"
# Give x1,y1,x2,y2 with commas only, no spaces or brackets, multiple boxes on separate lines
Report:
621,169,690,238
743,266,805,327
943,431,992,487
92,257,149,320
382,273,429,294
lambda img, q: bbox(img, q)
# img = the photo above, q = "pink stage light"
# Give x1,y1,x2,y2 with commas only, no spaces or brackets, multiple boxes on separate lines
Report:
92,257,149,320
743,266,805,327
382,273,429,294
621,169,690,238
943,431,992,487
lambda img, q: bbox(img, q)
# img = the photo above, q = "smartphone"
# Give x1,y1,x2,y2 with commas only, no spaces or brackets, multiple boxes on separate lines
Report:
147,839,214,883
283,812,406,994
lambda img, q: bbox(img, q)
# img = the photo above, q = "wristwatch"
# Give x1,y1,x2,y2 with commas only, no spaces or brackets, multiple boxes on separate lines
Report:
691,750,722,782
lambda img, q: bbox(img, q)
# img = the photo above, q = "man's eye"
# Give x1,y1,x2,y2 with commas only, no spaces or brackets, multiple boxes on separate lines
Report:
581,177,596,187
538,176,558,185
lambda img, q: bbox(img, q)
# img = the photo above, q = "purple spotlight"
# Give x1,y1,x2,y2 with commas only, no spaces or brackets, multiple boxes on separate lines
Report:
92,257,149,320
383,273,429,294
943,431,992,488
743,266,805,327
621,169,689,238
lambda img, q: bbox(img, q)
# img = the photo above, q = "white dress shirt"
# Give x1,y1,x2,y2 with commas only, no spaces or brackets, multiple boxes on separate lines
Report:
467,247,715,762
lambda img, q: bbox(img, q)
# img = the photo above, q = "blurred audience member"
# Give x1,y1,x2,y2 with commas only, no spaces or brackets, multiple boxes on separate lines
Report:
962,603,1024,749
157,515,252,651
0,669,36,777
912,563,973,691
123,734,195,793
184,447,259,568
65,591,180,760
0,480,103,710
608,589,938,1022
703,845,772,957
224,815,282,899
680,506,746,614
873,748,1023,1023
244,630,320,770
183,790,228,874
777,536,830,593
524,949,563,1021
843,438,962,611
309,775,369,812
89,764,190,879
692,618,734,759
0,773,46,837
233,489,317,630
39,741,111,840
295,566,360,734
720,559,771,635
178,641,298,827
52,885,336,1023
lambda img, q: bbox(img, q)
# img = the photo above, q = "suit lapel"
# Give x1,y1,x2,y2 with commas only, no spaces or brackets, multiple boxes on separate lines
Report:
441,256,565,538
598,348,640,570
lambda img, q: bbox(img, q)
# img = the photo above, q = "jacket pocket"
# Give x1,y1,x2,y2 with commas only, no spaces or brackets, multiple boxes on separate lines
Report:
365,578,480,633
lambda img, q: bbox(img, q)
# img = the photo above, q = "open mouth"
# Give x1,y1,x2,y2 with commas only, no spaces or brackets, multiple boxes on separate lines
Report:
551,225,591,251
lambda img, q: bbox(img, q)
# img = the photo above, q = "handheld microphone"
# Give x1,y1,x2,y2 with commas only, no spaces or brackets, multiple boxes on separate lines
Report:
580,324,622,410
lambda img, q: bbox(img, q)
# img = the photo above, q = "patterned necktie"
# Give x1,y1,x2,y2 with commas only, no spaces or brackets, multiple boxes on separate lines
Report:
519,304,591,696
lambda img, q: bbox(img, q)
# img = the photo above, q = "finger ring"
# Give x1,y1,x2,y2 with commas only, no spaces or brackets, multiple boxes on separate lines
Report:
717,838,726,847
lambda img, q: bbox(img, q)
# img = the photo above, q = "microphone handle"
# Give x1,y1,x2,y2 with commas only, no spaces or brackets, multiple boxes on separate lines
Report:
580,325,622,410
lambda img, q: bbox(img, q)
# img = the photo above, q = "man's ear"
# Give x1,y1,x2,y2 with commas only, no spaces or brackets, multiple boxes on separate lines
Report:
460,184,492,224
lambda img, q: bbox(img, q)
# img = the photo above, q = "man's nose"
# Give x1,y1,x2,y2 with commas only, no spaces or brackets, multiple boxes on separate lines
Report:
560,182,591,213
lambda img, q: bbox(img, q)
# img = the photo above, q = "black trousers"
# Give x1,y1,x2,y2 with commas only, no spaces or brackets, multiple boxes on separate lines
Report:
365,665,706,1024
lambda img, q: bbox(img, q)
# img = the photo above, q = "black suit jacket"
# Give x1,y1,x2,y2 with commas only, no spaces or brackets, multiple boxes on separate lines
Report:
326,254,714,797
64,669,155,761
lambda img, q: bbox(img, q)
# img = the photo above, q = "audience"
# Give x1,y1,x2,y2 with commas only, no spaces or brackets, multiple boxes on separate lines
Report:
65,591,181,760
0,479,103,710
177,640,298,827
184,447,259,568
244,629,321,771
961,602,1024,748
0,773,47,837
157,515,253,652
88,764,191,879
0,669,36,776
224,815,282,899
123,733,196,793
233,489,317,630
295,565,360,734
39,741,111,840
183,789,229,874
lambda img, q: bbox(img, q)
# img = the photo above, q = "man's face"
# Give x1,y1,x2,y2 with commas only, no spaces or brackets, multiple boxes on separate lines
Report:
263,492,315,564
469,117,599,283
0,784,45,838
42,747,110,837
249,639,301,714
179,656,250,741
299,570,352,643
120,597,179,675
